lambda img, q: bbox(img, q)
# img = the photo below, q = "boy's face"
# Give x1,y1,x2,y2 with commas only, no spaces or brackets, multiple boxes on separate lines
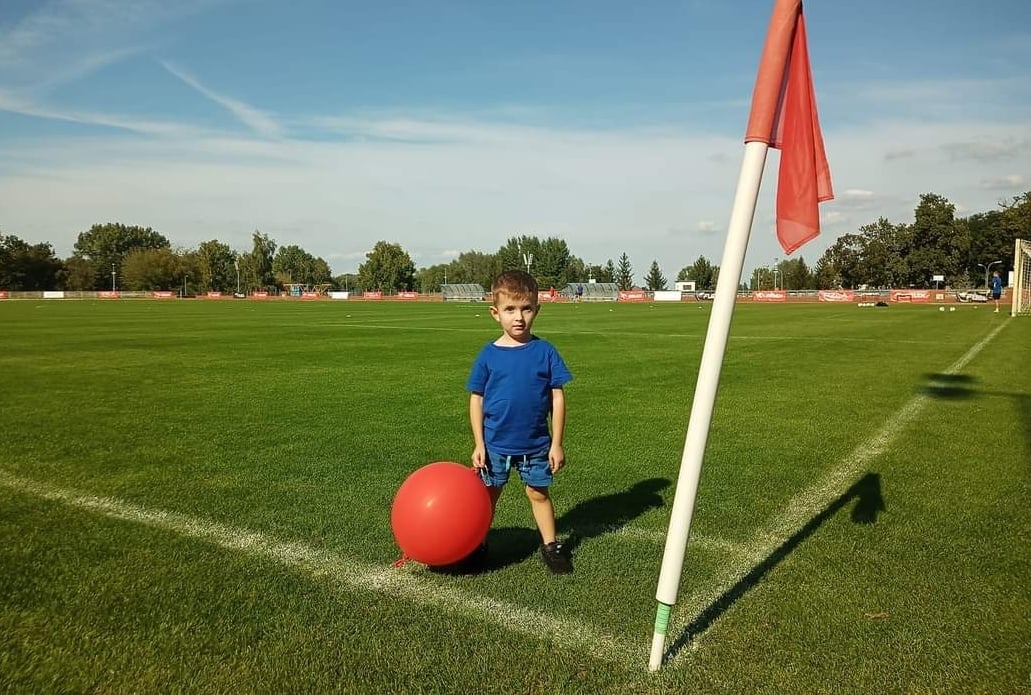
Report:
490,291,538,341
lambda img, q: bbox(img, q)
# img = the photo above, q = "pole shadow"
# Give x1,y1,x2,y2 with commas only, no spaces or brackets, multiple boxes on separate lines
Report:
663,472,884,663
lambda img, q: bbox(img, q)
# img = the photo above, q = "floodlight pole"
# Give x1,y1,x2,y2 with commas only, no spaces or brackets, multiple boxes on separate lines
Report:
111,263,116,292
235,258,241,295
183,273,189,299
977,260,1002,289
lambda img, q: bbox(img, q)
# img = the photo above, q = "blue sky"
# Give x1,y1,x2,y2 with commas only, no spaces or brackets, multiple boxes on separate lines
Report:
1,0,1029,278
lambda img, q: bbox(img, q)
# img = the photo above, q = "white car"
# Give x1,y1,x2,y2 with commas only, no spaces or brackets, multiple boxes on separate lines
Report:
955,291,988,303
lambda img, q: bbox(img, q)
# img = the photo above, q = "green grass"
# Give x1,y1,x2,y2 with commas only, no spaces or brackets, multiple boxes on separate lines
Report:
0,299,1028,693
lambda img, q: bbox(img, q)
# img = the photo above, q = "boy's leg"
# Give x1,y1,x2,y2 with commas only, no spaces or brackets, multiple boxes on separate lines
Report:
525,485,557,544
487,485,504,513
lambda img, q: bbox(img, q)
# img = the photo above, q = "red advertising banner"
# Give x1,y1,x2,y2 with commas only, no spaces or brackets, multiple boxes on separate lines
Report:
0,291,8,299
818,290,855,302
153,291,176,299
617,290,647,302
206,291,223,299
363,291,383,300
250,291,270,300
397,291,419,300
751,291,787,302
97,291,120,299
890,290,931,303
301,292,320,300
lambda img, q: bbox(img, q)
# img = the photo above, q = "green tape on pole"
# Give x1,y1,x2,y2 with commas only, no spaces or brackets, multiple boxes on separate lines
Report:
653,602,672,635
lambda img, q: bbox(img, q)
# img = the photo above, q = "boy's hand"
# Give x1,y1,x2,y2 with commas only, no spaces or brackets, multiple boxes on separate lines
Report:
471,446,486,470
549,444,565,473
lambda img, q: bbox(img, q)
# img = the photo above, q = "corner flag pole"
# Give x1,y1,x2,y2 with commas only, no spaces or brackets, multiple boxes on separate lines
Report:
649,0,830,671
647,139,769,672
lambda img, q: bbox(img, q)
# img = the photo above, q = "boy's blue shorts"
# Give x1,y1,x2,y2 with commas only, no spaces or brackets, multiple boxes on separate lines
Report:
480,449,552,489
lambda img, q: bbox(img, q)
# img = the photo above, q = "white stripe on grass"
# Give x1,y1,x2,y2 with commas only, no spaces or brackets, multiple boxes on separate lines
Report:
666,321,1009,661
0,469,645,666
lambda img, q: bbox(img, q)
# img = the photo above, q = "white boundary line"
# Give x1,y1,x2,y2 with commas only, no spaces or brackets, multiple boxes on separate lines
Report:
0,469,646,666
664,320,1009,662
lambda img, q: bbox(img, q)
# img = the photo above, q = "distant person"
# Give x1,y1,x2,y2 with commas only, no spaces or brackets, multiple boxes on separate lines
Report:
549,285,558,302
990,271,1003,313
467,270,574,574
575,283,584,303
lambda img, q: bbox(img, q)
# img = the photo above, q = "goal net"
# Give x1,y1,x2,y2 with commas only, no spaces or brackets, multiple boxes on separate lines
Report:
1013,238,1031,316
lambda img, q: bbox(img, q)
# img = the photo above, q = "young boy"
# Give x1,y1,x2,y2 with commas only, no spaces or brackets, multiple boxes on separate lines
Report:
467,270,574,574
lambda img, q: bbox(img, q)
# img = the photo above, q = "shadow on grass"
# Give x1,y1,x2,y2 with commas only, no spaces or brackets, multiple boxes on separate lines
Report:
430,477,670,576
558,477,670,552
664,472,884,663
920,372,977,399
920,373,1030,446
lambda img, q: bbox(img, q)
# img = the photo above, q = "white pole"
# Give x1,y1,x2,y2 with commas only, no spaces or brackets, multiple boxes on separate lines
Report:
648,140,770,671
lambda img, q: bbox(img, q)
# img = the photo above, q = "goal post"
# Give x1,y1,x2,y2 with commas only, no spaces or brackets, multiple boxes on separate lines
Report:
1013,238,1030,317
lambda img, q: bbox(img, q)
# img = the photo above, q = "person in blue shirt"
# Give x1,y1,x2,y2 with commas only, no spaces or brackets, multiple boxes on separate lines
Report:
467,269,574,574
990,271,1003,313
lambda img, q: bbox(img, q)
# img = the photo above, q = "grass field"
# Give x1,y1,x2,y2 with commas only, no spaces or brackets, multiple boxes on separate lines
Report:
0,298,1028,694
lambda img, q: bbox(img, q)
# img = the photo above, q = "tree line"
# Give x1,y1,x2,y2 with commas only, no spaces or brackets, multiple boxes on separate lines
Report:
1,191,1027,293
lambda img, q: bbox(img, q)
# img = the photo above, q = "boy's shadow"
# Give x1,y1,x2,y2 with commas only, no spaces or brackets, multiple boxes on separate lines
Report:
431,477,670,575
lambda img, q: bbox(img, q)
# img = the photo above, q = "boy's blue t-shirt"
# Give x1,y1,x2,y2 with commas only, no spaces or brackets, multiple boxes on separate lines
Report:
990,276,1003,296
466,336,572,456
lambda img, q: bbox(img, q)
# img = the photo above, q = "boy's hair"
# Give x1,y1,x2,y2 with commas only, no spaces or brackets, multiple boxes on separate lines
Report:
491,270,538,305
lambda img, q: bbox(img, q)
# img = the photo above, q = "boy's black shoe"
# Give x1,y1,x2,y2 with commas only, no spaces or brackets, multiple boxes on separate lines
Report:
540,541,573,574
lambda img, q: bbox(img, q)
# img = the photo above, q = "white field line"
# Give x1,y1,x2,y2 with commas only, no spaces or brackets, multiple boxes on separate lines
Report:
0,469,645,666
665,320,1009,661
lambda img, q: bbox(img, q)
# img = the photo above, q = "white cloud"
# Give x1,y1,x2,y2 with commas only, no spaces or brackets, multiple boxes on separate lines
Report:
841,189,875,199
980,174,1026,190
160,60,283,138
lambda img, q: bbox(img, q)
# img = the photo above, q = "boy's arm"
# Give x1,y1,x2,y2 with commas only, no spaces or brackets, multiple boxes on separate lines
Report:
549,387,566,473
470,392,486,469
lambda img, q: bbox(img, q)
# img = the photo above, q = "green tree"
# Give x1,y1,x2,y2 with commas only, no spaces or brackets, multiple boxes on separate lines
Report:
358,241,416,292
856,218,910,288
821,234,865,289
604,259,616,283
677,256,718,290
59,256,95,291
966,191,1030,285
0,233,62,290
247,231,277,291
273,245,332,288
644,260,668,291
72,223,170,289
905,193,968,288
121,247,185,291
779,257,812,290
584,262,613,283
614,253,634,290
196,240,237,293
813,256,839,290
448,250,498,291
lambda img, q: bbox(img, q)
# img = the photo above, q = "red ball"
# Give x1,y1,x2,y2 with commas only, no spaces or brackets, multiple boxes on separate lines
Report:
391,462,493,566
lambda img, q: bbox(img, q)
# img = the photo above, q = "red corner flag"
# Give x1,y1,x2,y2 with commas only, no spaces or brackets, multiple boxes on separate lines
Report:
745,0,833,255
